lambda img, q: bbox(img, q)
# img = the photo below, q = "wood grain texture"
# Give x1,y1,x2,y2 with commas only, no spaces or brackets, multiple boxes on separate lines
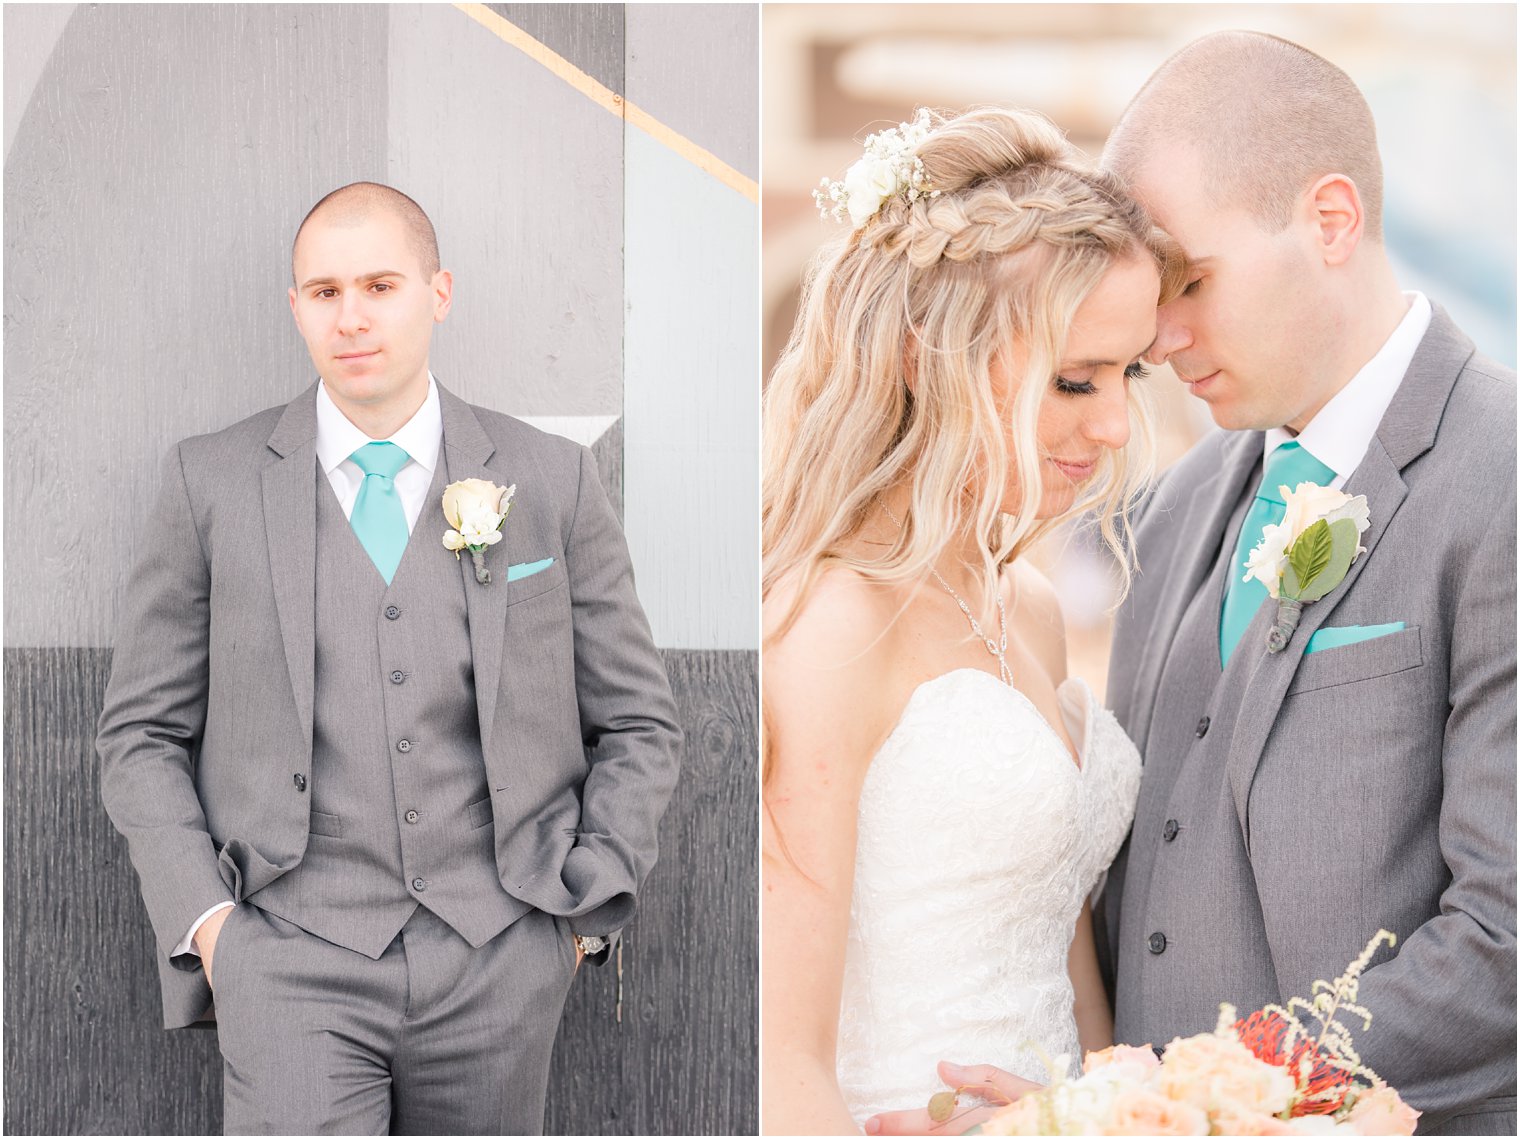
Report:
3,649,223,1136
3,3,389,649
626,4,759,180
387,3,624,420
485,3,626,98
3,646,757,1135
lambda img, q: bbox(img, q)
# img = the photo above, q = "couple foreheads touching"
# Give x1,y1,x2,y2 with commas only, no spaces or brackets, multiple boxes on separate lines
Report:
763,29,1514,1139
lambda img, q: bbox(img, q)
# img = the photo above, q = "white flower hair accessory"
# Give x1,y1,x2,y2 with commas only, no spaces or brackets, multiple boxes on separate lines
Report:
1242,482,1370,653
814,108,940,228
442,478,516,584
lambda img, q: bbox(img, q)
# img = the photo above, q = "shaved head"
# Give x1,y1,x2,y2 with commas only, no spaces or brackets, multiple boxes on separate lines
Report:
1104,31,1383,240
293,182,440,280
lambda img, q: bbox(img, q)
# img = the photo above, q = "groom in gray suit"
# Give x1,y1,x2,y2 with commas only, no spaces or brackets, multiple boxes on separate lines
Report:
97,182,682,1134
868,31,1513,1139
1095,32,1515,1136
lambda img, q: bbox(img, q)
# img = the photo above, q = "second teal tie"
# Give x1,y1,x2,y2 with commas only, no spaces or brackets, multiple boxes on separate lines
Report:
350,442,411,584
1219,441,1335,665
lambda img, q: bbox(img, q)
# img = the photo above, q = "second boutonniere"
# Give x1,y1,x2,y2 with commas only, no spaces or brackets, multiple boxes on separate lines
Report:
441,478,516,584
1243,482,1371,653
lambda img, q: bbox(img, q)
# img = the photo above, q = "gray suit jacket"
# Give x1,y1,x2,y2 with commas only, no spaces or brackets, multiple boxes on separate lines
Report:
98,380,683,1028
1101,306,1516,1133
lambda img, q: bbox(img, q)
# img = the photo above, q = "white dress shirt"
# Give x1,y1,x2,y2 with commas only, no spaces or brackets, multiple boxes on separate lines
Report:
175,374,446,959
1263,292,1432,486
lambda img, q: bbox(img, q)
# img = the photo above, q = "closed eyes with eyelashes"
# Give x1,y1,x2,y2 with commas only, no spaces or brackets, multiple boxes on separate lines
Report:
1053,361,1150,396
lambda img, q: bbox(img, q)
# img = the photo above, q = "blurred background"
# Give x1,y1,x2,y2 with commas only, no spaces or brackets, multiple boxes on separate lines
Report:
763,2,1516,696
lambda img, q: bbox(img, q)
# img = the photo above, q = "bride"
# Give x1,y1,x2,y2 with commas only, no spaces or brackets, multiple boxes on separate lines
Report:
761,107,1182,1135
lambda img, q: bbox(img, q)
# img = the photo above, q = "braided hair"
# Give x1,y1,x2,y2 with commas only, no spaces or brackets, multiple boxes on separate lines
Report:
764,106,1182,642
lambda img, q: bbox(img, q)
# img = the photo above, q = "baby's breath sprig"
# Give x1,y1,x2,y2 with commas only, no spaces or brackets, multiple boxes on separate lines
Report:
1232,929,1398,1118
813,108,942,228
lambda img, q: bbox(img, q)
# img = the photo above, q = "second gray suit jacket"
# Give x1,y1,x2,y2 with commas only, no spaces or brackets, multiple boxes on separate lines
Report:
1101,305,1516,1134
98,380,683,1028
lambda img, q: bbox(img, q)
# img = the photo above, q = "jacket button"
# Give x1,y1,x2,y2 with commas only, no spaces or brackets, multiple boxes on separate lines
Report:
293,773,307,792
412,878,427,892
390,670,405,684
1149,932,1167,955
396,739,412,753
385,605,401,620
1163,819,1180,842
1195,716,1211,738
404,810,419,824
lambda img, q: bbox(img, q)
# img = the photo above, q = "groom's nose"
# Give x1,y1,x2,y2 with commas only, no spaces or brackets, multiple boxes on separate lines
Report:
1146,305,1192,366
336,293,370,337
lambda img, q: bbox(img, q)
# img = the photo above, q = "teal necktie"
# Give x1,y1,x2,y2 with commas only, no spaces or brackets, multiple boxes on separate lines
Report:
349,442,411,584
1219,440,1335,664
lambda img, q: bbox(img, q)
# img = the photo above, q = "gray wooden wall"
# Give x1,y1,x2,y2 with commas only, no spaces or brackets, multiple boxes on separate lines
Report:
3,4,758,1134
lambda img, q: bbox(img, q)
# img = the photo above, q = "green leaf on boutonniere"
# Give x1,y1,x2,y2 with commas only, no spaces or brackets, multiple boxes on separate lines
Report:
1297,517,1361,602
1286,519,1333,596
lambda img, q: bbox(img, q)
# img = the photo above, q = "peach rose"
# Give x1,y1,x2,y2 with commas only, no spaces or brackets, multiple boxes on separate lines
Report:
1108,1086,1210,1135
1157,1033,1297,1117
1084,1044,1162,1075
1347,1085,1420,1136
1213,1109,1301,1135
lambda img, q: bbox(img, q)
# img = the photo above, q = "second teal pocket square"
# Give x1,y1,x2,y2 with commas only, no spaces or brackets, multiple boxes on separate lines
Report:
1304,622,1405,655
506,557,556,583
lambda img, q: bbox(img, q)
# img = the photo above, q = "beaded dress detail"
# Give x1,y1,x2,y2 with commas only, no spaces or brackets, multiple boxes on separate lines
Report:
835,670,1141,1123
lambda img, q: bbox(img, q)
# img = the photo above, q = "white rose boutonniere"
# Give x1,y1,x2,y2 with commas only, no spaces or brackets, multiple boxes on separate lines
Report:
442,478,516,584
1243,482,1371,653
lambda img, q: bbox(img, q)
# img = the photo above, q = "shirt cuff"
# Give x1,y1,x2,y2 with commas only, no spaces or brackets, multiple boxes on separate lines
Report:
174,901,236,959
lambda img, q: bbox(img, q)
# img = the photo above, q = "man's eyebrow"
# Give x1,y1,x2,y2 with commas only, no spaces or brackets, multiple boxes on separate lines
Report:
297,270,408,291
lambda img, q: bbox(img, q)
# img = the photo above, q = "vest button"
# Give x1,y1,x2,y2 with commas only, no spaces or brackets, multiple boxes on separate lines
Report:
1148,932,1167,955
293,773,307,792
404,810,419,824
1163,819,1180,842
390,670,405,684
1195,716,1211,738
385,606,401,620
396,739,412,753
412,878,427,892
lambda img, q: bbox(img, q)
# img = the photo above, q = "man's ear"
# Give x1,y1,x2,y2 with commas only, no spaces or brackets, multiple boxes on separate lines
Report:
288,286,301,328
432,269,454,323
1305,173,1364,267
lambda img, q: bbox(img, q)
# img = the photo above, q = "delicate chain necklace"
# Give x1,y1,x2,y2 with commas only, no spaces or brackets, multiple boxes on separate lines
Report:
881,505,1012,686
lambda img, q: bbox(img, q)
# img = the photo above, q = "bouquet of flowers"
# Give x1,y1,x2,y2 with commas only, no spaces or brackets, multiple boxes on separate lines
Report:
935,931,1419,1136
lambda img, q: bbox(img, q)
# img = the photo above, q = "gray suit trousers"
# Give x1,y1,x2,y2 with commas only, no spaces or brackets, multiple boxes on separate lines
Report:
212,904,577,1135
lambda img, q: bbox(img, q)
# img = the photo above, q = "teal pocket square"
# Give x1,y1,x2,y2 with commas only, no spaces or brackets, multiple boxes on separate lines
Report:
1304,622,1405,655
506,557,556,583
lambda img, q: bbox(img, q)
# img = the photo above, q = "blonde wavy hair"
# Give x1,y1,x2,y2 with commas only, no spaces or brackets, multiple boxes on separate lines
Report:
764,107,1183,643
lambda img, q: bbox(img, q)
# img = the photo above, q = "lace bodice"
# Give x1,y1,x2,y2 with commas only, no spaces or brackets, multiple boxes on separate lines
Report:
836,670,1141,1123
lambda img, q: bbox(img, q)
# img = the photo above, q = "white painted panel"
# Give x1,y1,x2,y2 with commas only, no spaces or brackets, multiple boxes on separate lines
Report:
623,127,758,650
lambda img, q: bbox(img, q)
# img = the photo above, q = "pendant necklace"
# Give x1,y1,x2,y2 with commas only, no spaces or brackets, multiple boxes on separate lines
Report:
882,505,1012,685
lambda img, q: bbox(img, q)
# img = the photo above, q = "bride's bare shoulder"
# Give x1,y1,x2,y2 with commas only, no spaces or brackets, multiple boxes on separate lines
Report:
764,563,902,762
765,562,898,665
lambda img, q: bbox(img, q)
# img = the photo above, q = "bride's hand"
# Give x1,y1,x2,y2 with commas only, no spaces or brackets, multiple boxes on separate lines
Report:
863,1062,1043,1135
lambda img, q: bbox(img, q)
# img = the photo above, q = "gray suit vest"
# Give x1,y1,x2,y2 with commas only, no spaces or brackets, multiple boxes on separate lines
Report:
1112,486,1282,1045
249,456,529,956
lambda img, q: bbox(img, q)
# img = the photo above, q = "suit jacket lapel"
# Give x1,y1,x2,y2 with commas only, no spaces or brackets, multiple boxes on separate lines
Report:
1224,304,1474,839
437,381,511,752
262,383,320,759
1127,429,1260,748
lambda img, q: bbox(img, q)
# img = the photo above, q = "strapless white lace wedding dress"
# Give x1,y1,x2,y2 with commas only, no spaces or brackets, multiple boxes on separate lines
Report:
835,670,1141,1123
